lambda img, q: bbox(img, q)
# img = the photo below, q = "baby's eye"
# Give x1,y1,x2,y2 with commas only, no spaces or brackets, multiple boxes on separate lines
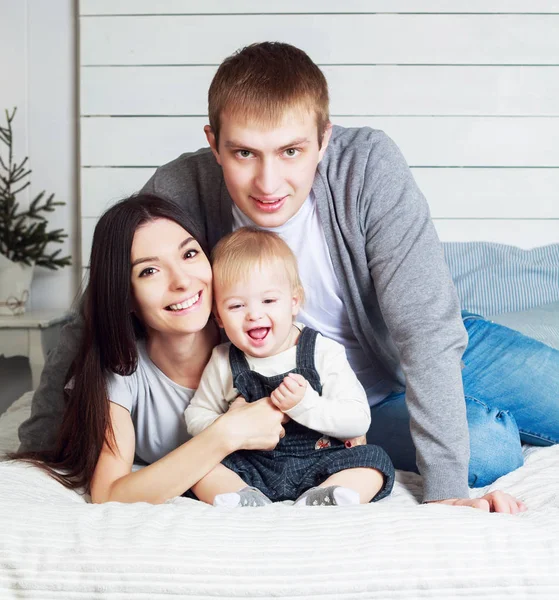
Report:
228,303,243,310
139,267,157,278
183,249,199,260
263,298,277,304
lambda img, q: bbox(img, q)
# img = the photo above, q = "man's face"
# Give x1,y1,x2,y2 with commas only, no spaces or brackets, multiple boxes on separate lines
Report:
205,108,332,228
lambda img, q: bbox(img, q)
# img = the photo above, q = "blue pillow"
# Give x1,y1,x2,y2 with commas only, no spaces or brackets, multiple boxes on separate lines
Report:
443,242,559,316
488,301,559,350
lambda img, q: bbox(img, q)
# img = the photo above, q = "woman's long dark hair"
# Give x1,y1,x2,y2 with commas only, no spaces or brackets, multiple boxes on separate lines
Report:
11,193,207,491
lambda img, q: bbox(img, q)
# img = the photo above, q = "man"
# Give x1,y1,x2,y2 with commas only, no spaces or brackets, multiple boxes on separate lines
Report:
21,42,558,511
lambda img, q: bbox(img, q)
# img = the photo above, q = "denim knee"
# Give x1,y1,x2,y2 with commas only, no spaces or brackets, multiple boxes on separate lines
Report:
466,396,524,487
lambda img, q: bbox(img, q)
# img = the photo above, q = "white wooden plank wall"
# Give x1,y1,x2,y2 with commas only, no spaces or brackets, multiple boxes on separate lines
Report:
79,0,559,267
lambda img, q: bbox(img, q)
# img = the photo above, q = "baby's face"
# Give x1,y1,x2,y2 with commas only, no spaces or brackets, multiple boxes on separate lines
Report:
214,262,300,358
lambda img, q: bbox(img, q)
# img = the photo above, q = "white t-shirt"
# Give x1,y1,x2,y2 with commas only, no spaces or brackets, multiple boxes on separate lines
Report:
232,194,392,405
106,341,195,464
185,325,371,440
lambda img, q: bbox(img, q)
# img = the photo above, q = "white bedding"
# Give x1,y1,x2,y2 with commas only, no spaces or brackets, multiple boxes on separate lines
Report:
1,392,558,599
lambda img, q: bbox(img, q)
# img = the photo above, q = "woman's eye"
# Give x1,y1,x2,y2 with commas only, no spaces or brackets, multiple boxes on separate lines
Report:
183,249,198,260
283,148,299,158
236,150,253,159
139,267,157,278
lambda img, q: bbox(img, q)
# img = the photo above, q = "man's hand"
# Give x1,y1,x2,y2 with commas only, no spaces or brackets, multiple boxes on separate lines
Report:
270,373,307,411
428,490,527,514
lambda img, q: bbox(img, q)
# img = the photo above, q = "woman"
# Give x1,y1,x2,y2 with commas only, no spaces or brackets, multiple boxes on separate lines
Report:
14,194,285,503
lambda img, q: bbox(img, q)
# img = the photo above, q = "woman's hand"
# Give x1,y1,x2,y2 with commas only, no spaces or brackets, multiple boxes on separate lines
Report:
223,397,285,452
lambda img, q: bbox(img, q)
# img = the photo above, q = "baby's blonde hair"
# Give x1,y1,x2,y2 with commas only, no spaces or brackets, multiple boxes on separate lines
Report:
211,227,305,304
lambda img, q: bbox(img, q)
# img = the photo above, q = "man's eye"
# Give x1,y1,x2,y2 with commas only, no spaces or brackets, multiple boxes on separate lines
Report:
139,267,157,278
283,148,299,158
183,249,198,260
236,150,253,159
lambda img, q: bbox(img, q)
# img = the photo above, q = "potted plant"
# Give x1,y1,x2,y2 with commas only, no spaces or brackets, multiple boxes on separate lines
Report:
0,107,71,316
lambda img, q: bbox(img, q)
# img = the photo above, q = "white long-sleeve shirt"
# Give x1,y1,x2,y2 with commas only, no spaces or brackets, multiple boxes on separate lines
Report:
184,327,371,440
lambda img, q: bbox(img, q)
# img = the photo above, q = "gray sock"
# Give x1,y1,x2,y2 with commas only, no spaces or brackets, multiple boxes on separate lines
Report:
294,485,360,506
213,486,272,508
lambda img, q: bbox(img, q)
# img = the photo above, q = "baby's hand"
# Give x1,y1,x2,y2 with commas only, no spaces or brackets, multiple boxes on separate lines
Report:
270,373,307,411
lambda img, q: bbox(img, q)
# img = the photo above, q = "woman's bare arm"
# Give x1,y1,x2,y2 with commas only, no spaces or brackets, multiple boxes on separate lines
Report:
90,398,284,504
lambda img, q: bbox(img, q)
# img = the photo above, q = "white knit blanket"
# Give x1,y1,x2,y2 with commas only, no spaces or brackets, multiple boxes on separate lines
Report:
1,393,558,599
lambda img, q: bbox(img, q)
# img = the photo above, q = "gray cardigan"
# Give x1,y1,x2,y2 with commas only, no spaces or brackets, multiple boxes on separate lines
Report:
18,125,469,501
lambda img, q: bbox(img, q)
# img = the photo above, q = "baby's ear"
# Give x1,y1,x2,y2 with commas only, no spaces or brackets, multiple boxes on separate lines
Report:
291,295,301,316
213,308,224,328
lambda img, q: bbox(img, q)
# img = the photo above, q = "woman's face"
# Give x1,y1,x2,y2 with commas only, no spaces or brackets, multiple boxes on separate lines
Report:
130,218,212,338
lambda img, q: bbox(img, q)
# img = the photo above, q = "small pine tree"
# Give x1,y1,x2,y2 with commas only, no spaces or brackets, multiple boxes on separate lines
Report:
0,107,71,270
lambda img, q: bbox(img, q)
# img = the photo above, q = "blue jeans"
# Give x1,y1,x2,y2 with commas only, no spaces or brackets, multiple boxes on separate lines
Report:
366,311,559,487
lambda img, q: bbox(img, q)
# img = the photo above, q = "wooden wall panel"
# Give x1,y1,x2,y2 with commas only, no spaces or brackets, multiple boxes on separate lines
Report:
79,4,559,261
80,15,559,66
81,66,559,117
80,1,559,15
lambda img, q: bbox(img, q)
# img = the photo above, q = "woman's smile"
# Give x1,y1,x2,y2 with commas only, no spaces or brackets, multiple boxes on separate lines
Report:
165,290,203,313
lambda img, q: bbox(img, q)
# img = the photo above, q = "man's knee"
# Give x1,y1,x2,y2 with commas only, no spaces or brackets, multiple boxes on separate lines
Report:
466,397,524,487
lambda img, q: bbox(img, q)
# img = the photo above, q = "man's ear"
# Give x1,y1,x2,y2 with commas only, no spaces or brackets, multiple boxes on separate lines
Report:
204,125,222,165
318,122,333,161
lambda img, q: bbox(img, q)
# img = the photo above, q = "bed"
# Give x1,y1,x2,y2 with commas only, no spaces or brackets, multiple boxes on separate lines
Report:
1,242,558,599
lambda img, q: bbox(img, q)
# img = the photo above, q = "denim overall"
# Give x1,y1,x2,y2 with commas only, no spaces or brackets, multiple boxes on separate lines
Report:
221,327,395,502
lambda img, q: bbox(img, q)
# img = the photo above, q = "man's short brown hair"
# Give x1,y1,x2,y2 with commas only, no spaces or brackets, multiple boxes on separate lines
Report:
208,42,330,148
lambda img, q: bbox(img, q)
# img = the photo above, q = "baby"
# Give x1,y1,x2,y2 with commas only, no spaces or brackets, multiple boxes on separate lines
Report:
185,227,394,507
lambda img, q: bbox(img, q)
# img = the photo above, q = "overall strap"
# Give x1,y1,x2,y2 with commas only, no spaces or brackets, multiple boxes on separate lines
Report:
229,343,251,380
295,326,320,371
229,343,282,403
